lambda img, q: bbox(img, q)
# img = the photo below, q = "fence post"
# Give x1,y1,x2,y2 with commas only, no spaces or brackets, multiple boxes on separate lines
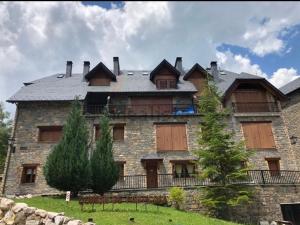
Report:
260,170,266,184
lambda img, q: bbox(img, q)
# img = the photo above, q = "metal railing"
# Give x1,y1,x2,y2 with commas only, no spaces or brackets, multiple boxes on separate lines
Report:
111,170,300,190
84,104,197,116
232,102,280,113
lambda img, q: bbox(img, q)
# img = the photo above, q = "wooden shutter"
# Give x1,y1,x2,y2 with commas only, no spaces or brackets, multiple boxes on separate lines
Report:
242,122,276,149
156,124,187,151
171,124,188,150
39,126,62,142
156,125,172,151
113,125,124,141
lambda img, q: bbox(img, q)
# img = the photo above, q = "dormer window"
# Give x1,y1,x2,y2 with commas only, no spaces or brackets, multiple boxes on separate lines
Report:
85,62,116,86
156,79,177,89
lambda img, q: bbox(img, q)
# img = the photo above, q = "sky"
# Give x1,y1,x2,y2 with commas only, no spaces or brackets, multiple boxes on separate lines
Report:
1,1,300,116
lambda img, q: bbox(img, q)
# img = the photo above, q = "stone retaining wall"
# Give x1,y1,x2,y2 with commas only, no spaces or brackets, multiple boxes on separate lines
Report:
0,197,93,225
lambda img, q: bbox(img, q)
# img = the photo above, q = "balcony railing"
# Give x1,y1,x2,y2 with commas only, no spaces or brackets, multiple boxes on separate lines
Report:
84,104,197,116
111,170,300,190
232,102,280,113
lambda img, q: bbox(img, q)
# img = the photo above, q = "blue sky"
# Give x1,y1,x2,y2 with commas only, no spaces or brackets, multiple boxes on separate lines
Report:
1,2,300,115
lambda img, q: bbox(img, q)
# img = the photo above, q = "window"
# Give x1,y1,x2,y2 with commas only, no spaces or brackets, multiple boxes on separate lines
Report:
38,126,63,143
266,158,280,176
172,163,196,178
116,162,125,181
21,165,37,183
241,122,276,149
95,125,101,140
156,123,188,151
156,79,177,89
113,124,125,141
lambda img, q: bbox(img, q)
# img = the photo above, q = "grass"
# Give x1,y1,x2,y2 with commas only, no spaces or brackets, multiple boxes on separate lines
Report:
15,196,241,225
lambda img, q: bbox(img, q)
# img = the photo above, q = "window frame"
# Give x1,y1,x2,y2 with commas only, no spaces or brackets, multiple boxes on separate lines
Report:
21,164,38,184
38,126,63,143
113,124,125,141
172,162,196,178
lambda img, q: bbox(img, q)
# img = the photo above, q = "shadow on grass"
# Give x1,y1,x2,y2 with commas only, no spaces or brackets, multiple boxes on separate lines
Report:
81,206,169,215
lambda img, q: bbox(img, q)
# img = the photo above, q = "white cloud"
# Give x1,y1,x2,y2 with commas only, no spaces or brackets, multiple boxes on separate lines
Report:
269,68,299,88
216,51,267,77
216,51,300,88
1,2,300,115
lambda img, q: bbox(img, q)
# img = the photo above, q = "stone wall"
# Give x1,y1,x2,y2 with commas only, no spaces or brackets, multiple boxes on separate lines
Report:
282,89,300,170
0,197,93,225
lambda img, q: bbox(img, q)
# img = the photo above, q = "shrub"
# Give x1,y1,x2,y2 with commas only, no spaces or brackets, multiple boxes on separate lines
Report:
168,187,186,210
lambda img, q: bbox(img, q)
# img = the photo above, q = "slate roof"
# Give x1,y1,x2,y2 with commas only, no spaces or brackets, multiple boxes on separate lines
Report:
280,77,300,95
7,64,271,103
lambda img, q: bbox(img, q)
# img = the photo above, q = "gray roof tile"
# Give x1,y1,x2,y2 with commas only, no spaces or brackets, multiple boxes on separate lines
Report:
280,77,300,95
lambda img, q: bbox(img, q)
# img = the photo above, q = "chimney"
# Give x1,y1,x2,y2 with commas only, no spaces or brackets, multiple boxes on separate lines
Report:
113,57,120,76
210,61,219,79
66,61,72,78
175,57,183,75
83,61,90,76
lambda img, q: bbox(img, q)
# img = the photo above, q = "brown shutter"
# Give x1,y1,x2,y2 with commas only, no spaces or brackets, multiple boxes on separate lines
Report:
113,125,124,141
39,126,62,142
259,123,276,149
242,122,276,149
156,125,172,151
171,124,188,150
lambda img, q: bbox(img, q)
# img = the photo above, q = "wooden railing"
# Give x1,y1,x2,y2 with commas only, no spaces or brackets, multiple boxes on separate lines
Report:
84,104,197,116
109,170,300,191
232,102,280,113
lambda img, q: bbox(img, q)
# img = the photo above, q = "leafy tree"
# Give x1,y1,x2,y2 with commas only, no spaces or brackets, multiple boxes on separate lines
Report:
90,110,119,195
44,98,90,196
196,78,252,220
0,103,12,172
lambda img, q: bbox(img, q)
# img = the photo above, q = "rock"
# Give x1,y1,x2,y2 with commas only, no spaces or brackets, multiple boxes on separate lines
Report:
26,194,32,199
63,217,71,224
84,223,95,225
25,219,41,225
67,220,82,225
45,218,56,225
14,211,27,225
0,198,15,211
54,216,64,225
47,212,58,219
24,207,36,216
35,209,47,218
0,209,4,219
3,210,15,225
12,203,28,213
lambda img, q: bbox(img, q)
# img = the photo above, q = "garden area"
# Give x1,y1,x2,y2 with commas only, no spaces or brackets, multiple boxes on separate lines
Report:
16,196,241,225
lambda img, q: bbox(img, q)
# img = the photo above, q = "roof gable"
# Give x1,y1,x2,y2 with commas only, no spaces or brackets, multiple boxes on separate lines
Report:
183,63,211,80
222,78,286,102
150,59,180,82
85,62,116,81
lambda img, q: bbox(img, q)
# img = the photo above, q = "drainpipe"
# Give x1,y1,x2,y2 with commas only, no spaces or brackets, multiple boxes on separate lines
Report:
1,103,19,196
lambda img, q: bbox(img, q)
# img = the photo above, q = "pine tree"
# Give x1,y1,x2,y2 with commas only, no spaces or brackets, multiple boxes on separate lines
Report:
0,103,11,172
196,78,252,219
44,98,90,196
90,110,119,195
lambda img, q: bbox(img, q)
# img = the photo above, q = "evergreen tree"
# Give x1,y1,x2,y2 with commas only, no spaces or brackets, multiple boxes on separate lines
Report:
196,77,252,219
0,103,12,172
90,110,119,195
44,98,90,196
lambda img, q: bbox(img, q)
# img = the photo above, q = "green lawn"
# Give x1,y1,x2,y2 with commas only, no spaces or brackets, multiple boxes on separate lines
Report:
15,196,241,225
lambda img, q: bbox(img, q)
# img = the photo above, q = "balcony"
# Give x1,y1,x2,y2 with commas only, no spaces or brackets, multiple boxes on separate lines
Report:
84,104,197,116
110,170,300,191
232,102,280,113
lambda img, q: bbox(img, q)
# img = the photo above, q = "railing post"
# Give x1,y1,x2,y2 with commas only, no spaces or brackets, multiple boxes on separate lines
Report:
260,170,266,184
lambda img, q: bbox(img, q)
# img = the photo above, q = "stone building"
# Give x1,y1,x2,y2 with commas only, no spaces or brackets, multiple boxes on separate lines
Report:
2,57,297,197
280,77,300,169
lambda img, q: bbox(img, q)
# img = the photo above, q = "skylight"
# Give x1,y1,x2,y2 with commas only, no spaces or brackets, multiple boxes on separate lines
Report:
57,74,64,78
127,72,133,75
142,72,148,76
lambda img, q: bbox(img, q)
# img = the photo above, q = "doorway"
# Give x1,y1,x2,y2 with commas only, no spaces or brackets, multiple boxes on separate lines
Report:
146,161,158,188
281,203,300,225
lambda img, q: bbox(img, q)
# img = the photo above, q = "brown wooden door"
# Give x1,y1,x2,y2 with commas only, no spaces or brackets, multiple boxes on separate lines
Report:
146,161,158,188
267,159,280,176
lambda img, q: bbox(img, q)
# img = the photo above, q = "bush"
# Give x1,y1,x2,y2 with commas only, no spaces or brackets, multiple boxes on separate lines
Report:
168,187,186,210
